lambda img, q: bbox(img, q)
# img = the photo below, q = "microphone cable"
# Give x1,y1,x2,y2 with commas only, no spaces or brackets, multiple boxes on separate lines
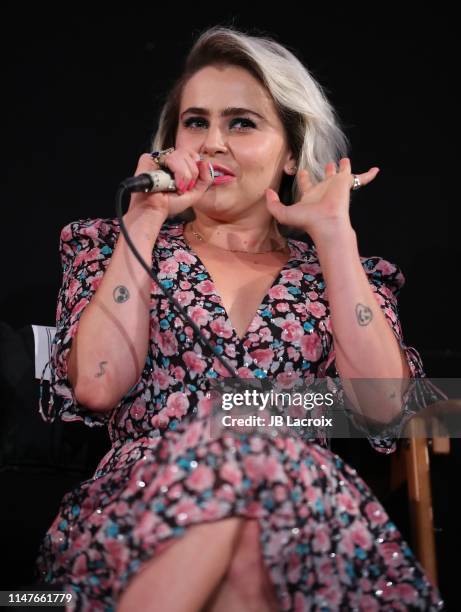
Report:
115,184,240,379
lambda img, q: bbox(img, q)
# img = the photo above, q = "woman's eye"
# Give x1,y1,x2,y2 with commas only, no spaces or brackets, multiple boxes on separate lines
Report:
182,117,256,130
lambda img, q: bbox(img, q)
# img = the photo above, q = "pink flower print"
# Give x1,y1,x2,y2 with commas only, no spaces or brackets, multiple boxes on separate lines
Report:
273,484,287,502
249,348,274,370
237,366,254,378
187,305,210,326
153,367,173,390
374,258,396,276
133,511,160,543
276,370,301,389
68,277,81,302
196,279,215,295
350,520,373,550
317,586,342,607
105,539,130,574
114,501,130,517
197,394,216,418
210,317,233,339
171,366,185,381
264,455,286,483
307,290,318,300
180,280,192,290
312,526,331,553
60,225,72,242
300,262,321,275
151,412,170,429
307,301,326,318
395,583,418,604
287,346,301,362
130,399,146,420
173,249,196,265
280,319,304,343
247,314,264,333
259,326,273,342
287,553,302,584
72,554,88,578
202,499,224,521
276,302,290,313
268,284,293,300
74,247,100,267
186,464,215,492
380,541,404,567
243,455,265,481
281,268,303,283
300,332,323,361
157,330,178,356
356,595,380,611
336,492,359,516
159,258,179,276
220,462,243,487
183,421,204,448
183,351,207,376
174,290,194,306
165,392,189,419
364,501,388,526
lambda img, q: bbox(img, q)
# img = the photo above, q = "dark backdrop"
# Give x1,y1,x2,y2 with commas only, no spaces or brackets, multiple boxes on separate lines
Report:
2,7,458,372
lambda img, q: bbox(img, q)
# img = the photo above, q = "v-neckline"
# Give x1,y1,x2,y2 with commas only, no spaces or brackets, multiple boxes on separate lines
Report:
177,221,297,344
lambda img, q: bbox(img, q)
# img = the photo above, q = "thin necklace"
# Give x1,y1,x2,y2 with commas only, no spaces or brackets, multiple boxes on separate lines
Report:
188,222,288,254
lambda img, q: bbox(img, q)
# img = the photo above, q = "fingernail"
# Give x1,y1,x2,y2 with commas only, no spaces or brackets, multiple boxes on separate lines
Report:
187,179,195,190
178,179,185,192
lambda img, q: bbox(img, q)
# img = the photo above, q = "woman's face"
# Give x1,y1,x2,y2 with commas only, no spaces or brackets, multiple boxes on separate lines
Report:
175,64,296,222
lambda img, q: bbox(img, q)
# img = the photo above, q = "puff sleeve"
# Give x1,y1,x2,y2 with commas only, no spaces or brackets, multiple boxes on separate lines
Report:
39,218,153,428
321,255,446,454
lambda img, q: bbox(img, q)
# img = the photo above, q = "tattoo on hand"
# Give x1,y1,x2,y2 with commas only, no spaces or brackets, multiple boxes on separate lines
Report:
356,303,373,326
95,361,108,378
113,285,130,303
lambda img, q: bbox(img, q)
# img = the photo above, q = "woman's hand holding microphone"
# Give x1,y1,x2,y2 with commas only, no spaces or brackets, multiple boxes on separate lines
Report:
125,148,215,227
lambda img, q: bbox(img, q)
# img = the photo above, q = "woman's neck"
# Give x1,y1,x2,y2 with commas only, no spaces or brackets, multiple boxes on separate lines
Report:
188,217,285,254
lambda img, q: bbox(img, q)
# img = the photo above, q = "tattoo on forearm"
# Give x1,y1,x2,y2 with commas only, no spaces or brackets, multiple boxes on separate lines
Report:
356,303,373,326
113,285,130,303
95,361,108,378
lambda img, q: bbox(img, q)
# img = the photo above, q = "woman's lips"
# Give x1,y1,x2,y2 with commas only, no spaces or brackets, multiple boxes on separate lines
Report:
212,175,235,185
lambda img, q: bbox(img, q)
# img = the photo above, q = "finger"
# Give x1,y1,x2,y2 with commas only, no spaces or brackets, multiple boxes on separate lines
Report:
265,188,288,224
134,152,161,175
350,167,380,189
324,162,337,178
338,157,351,173
297,168,313,195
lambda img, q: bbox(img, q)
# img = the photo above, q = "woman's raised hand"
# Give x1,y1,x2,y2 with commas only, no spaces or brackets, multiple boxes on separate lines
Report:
126,149,214,224
265,158,380,242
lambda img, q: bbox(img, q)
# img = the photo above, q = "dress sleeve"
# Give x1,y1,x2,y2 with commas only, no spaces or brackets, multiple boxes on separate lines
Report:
38,218,152,428
321,255,446,454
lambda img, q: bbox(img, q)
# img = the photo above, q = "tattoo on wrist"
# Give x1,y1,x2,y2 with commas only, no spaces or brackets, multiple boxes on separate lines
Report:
95,361,108,378
356,303,373,326
113,285,130,303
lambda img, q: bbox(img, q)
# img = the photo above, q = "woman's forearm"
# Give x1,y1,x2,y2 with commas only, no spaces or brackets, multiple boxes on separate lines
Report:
313,226,411,424
68,211,164,412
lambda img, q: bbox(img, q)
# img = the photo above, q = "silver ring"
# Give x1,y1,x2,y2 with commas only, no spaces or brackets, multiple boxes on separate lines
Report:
352,175,361,191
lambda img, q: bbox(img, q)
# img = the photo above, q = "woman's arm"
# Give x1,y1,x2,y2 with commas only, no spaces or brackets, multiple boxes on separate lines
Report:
68,210,163,412
314,225,411,425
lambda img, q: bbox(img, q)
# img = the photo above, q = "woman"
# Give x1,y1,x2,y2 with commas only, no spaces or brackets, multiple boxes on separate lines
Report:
36,26,444,611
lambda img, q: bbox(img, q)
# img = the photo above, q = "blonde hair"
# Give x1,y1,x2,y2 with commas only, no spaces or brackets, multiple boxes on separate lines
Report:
151,26,349,230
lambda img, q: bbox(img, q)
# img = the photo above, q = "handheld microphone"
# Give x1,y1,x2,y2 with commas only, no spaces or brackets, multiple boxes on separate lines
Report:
120,169,178,193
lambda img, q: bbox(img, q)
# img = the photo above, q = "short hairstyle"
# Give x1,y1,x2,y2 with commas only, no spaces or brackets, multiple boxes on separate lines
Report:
151,25,350,234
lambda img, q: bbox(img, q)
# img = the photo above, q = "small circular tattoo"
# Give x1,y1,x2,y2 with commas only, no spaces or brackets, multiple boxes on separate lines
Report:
113,285,130,303
356,303,373,326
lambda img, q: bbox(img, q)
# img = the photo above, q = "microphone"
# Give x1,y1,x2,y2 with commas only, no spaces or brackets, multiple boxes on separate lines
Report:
120,169,178,193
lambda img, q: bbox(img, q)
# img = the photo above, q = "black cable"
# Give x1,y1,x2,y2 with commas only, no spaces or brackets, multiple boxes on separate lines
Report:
115,185,239,378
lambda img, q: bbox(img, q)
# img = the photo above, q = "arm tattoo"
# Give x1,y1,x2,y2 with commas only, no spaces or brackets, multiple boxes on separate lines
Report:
95,361,108,378
113,285,130,303
356,303,373,326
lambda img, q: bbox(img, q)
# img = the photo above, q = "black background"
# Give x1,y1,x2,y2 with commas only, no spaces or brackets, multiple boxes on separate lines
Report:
1,4,459,608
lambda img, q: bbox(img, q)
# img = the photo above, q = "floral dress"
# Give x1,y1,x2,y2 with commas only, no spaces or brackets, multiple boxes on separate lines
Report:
35,218,445,611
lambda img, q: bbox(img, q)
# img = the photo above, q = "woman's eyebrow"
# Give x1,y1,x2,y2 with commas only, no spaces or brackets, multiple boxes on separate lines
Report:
180,106,265,120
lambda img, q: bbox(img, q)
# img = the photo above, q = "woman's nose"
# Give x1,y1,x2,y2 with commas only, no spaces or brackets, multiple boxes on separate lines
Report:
200,125,229,156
